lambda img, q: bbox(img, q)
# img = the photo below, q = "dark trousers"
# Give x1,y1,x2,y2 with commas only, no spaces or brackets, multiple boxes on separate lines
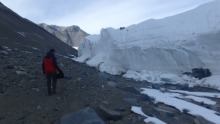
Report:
46,72,57,94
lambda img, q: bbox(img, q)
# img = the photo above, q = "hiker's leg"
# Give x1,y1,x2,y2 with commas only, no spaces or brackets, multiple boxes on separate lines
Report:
52,72,57,92
46,73,52,95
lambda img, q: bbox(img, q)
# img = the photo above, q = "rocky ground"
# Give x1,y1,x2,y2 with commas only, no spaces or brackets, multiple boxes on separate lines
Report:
0,45,220,124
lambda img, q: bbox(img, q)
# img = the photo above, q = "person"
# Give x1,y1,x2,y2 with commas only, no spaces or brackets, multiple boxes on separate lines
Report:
42,49,62,96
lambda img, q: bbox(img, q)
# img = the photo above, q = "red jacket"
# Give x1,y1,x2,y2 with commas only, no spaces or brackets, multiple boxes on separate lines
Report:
44,57,56,73
42,52,62,74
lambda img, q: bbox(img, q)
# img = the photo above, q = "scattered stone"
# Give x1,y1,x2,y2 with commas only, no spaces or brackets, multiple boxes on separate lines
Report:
59,63,64,66
168,86,178,90
37,105,42,110
99,72,116,82
115,107,126,111
41,113,48,118
81,72,89,77
194,115,214,124
183,109,189,114
160,88,169,93
18,66,27,72
188,83,195,88
200,101,205,106
123,86,141,94
158,104,179,113
54,119,61,124
0,74,8,79
102,101,109,105
141,94,153,102
99,104,122,120
16,71,27,75
2,46,9,49
13,114,25,121
30,101,37,106
152,84,160,90
5,65,14,69
0,116,5,119
12,48,19,51
77,78,82,81
17,120,24,124
54,107,60,111
0,51,8,55
32,88,40,92
146,122,155,124
60,107,105,124
123,98,139,105
210,104,220,113
153,108,175,117
108,81,117,88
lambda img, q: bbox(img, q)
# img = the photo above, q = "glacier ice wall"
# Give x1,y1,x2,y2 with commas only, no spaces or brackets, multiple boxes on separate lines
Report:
75,0,220,75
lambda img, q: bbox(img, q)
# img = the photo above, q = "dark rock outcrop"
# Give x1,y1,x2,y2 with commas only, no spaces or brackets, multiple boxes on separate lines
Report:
192,68,212,79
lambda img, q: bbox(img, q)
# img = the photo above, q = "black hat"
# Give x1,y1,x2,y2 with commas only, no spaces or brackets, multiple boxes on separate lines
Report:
49,49,55,53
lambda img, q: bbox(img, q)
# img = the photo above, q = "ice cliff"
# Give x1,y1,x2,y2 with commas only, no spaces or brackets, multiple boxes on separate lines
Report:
75,0,220,75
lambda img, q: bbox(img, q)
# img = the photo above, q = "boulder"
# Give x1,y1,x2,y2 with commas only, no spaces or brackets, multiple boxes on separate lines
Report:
0,74,8,79
13,114,25,121
158,104,179,113
60,107,105,124
0,51,8,55
115,107,126,112
107,81,117,88
123,98,139,105
153,108,175,117
0,116,5,120
16,71,27,75
140,94,153,102
192,68,212,79
194,116,214,124
99,104,122,120
123,86,141,94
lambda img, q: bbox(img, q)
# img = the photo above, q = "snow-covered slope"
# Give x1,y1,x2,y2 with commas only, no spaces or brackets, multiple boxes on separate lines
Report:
75,0,220,76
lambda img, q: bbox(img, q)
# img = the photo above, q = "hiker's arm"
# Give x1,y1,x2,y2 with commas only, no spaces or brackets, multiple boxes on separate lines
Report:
52,57,62,72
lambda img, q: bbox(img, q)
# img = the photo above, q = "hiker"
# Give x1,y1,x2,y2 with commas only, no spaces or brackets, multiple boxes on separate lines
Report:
42,49,63,96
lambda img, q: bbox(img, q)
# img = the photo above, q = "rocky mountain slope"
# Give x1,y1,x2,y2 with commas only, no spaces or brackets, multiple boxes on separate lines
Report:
0,2,77,56
38,23,89,47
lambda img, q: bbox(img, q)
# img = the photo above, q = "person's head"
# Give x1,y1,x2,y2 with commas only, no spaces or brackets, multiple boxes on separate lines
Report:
49,49,55,54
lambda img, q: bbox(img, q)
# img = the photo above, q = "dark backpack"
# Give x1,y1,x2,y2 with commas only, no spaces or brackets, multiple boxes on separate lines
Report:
56,71,64,79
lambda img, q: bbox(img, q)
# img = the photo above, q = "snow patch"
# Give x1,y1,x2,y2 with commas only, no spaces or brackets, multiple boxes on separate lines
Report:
18,32,26,37
131,106,166,124
141,88,220,124
34,33,44,39
73,47,78,50
169,90,220,98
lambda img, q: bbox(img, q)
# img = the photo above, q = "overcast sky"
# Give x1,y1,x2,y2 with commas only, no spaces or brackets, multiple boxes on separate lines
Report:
0,0,214,34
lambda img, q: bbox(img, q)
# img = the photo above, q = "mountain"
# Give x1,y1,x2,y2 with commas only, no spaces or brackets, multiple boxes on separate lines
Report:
75,0,220,75
0,2,77,56
38,23,89,47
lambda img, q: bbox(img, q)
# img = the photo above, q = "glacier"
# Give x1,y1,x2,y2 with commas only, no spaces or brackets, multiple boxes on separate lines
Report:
75,0,220,76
